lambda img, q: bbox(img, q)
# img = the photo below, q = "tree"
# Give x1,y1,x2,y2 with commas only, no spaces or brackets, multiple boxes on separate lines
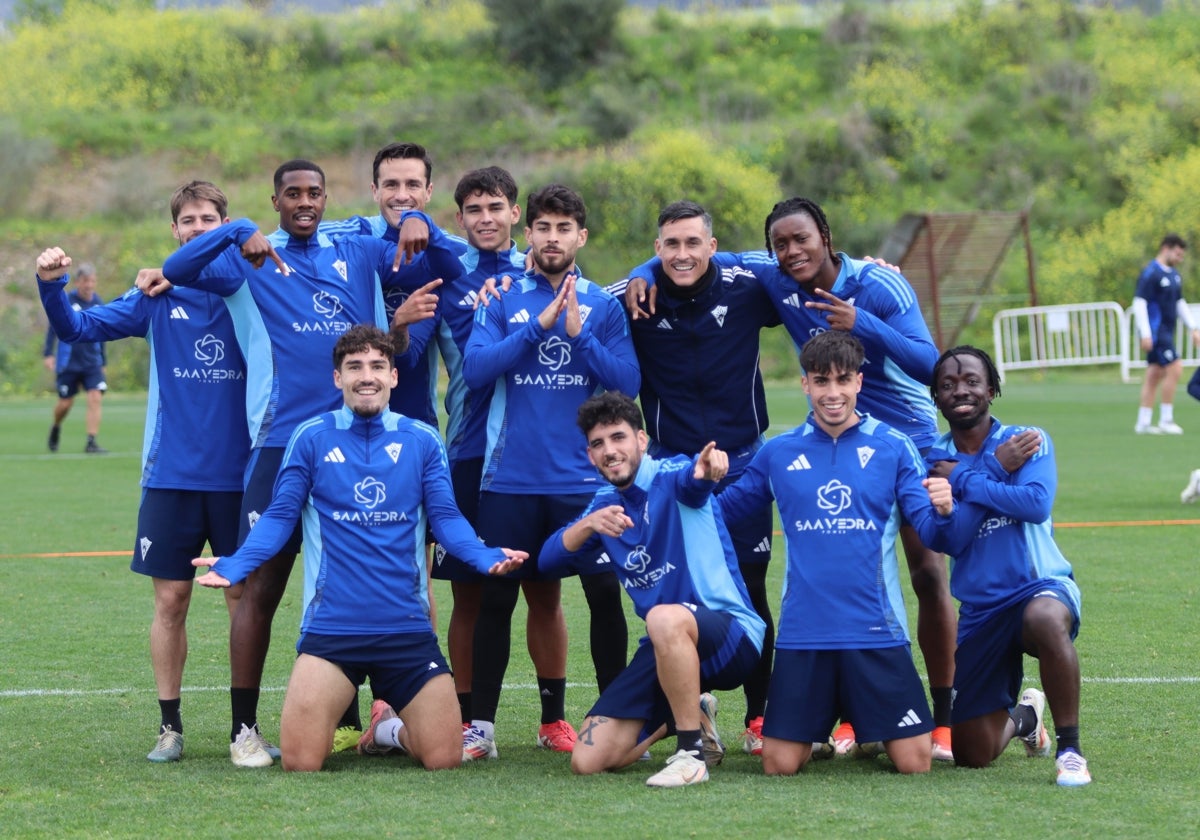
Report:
483,0,624,87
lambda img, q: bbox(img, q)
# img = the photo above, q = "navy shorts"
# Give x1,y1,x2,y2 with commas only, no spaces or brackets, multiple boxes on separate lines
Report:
131,488,243,580
475,491,602,580
763,647,933,744
57,367,107,398
1148,337,1180,366
432,457,485,582
297,631,450,712
588,604,759,729
951,581,1080,725
239,447,302,553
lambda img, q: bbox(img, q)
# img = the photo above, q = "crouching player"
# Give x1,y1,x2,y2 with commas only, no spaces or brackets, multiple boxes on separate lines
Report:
925,346,1090,786
716,331,958,776
539,391,765,788
193,325,525,771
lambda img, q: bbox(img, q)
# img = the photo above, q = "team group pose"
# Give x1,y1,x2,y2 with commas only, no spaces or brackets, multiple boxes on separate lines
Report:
35,143,1089,788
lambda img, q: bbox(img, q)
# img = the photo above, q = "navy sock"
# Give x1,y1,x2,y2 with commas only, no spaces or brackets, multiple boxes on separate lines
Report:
1055,725,1080,755
457,692,472,725
230,687,260,740
676,729,703,756
537,677,567,724
159,698,182,734
930,686,953,727
1009,703,1037,738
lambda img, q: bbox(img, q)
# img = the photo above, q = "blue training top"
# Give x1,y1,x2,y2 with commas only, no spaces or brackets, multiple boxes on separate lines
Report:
539,452,765,651
39,277,248,491
209,406,511,642
463,271,641,494
717,413,956,650
923,417,1080,642
161,214,462,448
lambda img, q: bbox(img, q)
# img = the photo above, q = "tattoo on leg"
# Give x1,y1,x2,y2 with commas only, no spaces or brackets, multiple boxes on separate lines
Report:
579,716,609,746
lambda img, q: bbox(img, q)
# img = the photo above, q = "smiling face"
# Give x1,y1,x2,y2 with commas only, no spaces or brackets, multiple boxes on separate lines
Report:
769,211,835,290
457,189,520,252
933,352,994,431
371,156,433,229
272,169,326,238
585,419,648,490
802,364,862,436
172,199,227,245
333,346,397,418
655,215,716,288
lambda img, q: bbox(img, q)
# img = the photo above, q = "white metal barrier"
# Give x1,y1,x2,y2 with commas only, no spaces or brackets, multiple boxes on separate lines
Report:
1120,304,1200,382
992,302,1200,382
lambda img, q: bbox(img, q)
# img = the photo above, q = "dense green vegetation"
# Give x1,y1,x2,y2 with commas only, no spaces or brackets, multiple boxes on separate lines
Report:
4,0,1200,392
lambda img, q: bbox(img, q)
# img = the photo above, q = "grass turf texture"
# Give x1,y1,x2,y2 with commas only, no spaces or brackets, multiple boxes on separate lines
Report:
2,375,1199,837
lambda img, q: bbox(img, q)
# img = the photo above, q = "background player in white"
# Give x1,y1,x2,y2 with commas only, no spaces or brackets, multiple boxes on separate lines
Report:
1131,233,1198,434
925,345,1090,786
192,325,526,771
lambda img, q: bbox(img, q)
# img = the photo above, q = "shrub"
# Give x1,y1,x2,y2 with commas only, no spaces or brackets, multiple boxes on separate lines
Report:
482,0,625,88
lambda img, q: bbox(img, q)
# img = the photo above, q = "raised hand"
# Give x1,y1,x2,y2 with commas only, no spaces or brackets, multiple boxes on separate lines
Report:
393,215,431,270
694,441,729,482
804,287,857,331
35,246,72,281
240,231,290,275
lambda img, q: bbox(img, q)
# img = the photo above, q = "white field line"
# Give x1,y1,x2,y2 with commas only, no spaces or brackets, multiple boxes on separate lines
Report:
4,676,1199,699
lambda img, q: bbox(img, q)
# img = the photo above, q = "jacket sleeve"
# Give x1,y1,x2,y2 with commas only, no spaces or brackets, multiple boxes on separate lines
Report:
380,210,467,293
162,219,260,296
39,280,151,343
574,294,640,394
948,428,1057,523
713,445,773,526
850,266,939,383
419,430,509,573
537,494,607,578
462,297,541,390
208,425,313,585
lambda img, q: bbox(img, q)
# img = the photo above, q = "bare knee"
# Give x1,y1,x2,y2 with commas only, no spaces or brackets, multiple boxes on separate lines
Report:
418,743,462,771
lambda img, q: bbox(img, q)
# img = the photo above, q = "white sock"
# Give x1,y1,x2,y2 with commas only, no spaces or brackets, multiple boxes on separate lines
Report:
1138,406,1154,427
375,717,405,749
470,720,495,740
1161,404,1175,424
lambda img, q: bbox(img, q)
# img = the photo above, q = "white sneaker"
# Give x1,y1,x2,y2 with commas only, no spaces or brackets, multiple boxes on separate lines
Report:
1181,469,1200,503
698,692,725,767
1055,749,1092,786
1157,421,1184,435
811,737,836,760
645,749,709,788
1018,688,1052,758
1134,423,1162,435
230,723,274,768
461,724,498,761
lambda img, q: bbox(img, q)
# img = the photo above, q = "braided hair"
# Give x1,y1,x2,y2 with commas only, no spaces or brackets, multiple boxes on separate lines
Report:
763,197,833,256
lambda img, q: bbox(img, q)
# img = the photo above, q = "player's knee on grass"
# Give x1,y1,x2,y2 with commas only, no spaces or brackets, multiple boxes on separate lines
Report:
762,738,810,775
885,735,932,774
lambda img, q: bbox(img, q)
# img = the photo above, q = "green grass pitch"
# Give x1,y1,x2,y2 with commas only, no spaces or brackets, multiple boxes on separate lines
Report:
2,372,1199,837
